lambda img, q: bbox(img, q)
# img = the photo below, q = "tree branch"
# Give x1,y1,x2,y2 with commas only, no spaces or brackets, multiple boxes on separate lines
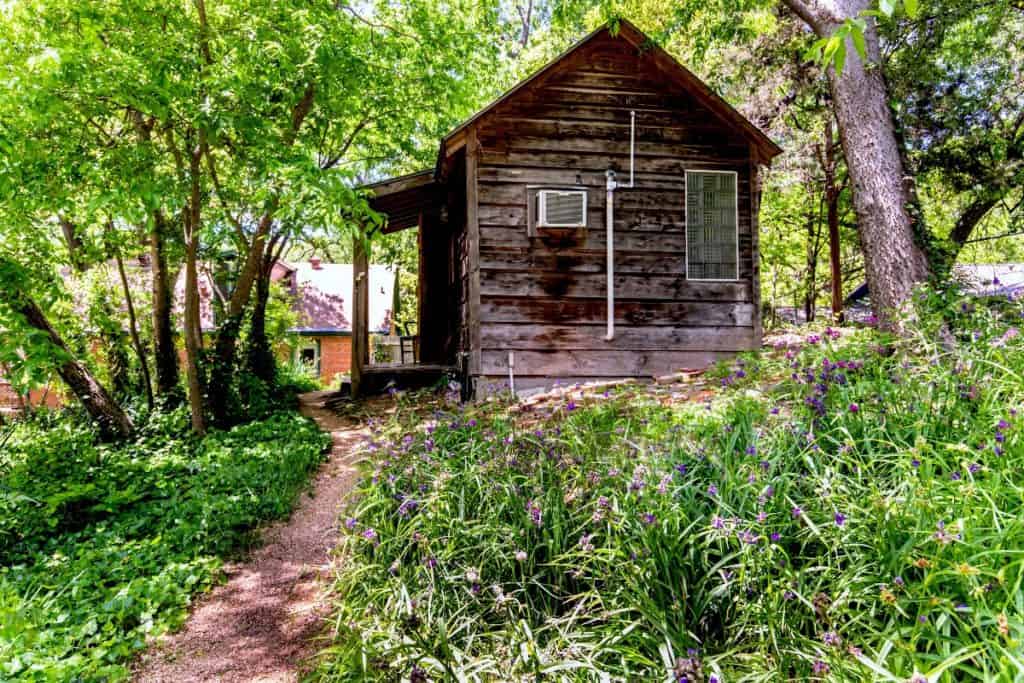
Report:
202,140,248,245
779,0,839,35
320,115,372,170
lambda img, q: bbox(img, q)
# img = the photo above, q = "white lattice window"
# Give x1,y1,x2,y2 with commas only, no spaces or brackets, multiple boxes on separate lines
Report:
686,170,739,281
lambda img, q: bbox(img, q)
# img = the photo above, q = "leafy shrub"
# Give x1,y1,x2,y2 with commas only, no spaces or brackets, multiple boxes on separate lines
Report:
0,408,329,681
314,289,1024,681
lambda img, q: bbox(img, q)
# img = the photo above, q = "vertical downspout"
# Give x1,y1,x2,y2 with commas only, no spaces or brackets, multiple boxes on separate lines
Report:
507,351,515,398
605,170,617,341
605,111,636,342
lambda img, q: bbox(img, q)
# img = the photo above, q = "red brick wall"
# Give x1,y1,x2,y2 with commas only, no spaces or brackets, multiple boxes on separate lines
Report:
0,380,64,412
318,336,351,383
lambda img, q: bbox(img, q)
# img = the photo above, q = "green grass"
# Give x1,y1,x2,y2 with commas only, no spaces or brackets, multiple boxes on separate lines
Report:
313,289,1024,681
0,406,330,681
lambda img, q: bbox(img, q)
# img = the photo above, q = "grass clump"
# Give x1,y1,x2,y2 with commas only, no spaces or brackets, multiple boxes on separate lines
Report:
314,289,1024,681
0,407,330,681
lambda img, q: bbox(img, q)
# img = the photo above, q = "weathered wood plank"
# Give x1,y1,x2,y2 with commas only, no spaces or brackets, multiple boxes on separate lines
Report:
477,204,748,237
481,349,732,376
477,165,738,188
479,150,742,176
480,270,751,302
480,134,749,161
479,297,756,326
480,183,706,213
480,118,746,148
479,225,689,251
479,247,686,274
482,323,756,351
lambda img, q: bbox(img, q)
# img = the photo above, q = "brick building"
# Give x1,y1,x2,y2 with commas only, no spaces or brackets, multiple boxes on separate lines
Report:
275,259,395,385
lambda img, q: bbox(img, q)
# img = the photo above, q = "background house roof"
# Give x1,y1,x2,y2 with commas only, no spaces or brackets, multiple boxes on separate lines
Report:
285,261,394,334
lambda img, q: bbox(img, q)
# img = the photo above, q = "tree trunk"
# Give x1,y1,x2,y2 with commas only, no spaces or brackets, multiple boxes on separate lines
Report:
805,217,818,324
115,250,154,407
182,143,206,435
12,291,133,441
823,117,844,322
207,208,274,426
246,234,285,385
60,217,87,272
783,0,931,326
150,209,181,400
206,83,315,425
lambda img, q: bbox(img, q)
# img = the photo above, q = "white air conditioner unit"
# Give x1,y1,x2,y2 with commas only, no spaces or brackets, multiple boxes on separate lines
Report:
537,189,587,228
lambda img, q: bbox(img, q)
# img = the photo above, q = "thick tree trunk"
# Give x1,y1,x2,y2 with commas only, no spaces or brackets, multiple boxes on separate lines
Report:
150,210,181,399
13,291,133,441
783,0,931,325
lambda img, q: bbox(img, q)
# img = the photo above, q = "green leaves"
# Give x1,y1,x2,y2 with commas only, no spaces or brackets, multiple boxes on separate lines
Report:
0,409,329,679
809,1,924,73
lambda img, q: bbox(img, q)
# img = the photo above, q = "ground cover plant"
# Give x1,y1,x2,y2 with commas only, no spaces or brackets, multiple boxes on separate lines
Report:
0,406,329,681
315,289,1024,681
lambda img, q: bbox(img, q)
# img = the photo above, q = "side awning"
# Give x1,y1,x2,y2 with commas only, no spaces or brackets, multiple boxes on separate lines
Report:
362,170,443,233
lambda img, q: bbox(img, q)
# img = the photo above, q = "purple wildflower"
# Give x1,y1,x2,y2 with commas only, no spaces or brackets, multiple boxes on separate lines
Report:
834,512,847,527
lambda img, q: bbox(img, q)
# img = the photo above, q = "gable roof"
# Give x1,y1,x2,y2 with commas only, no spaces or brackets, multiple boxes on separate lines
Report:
437,18,782,170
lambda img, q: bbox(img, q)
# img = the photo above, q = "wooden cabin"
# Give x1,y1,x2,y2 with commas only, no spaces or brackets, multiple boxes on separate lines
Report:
353,19,782,396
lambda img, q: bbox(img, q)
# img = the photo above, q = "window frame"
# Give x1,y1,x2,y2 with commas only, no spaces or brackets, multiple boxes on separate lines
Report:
295,338,321,377
684,169,740,282
536,189,588,229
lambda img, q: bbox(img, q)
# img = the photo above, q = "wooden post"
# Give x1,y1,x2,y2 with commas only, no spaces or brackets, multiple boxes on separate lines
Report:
416,211,426,364
351,229,370,397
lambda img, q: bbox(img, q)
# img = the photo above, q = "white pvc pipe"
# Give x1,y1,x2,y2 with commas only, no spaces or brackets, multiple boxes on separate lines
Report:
507,351,515,397
605,170,616,341
603,111,636,342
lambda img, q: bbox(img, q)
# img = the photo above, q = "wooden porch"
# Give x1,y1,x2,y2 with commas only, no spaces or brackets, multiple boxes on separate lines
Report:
349,170,462,397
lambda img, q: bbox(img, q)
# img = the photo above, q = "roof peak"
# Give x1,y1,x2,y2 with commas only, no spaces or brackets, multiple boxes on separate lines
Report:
436,17,781,174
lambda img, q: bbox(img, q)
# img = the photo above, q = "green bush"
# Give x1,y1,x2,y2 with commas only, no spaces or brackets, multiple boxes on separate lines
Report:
314,288,1024,681
0,408,329,681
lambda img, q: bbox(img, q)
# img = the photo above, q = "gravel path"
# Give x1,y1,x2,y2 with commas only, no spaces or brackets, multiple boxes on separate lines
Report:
133,392,365,682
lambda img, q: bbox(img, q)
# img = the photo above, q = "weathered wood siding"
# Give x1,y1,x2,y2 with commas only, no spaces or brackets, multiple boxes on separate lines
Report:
471,32,758,382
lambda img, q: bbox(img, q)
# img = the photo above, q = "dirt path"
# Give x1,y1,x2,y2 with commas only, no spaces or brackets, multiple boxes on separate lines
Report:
134,392,365,682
